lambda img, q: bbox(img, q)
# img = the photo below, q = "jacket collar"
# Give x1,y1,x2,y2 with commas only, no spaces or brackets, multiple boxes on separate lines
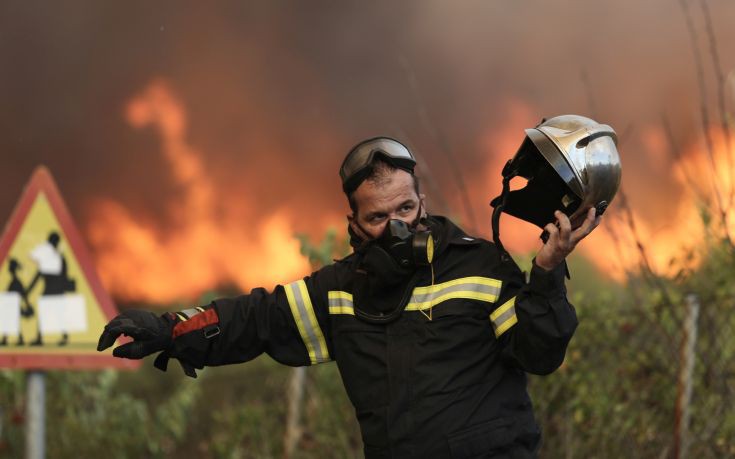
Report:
425,215,482,259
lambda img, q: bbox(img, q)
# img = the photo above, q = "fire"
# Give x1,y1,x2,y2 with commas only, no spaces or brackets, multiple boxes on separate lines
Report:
87,80,311,303
580,125,734,280
87,81,734,301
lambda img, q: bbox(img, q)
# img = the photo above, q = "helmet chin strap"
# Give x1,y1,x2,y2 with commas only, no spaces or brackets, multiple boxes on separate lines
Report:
492,160,571,279
491,160,515,262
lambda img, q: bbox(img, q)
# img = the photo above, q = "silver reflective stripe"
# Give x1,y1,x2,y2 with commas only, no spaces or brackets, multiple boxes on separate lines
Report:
179,307,205,319
406,276,502,311
328,278,502,316
328,291,354,315
285,280,331,364
490,297,517,338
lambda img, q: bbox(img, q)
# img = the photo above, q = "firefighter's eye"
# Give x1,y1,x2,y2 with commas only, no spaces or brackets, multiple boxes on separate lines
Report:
367,214,386,224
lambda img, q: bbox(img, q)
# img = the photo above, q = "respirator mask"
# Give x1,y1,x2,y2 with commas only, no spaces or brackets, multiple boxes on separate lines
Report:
351,212,434,324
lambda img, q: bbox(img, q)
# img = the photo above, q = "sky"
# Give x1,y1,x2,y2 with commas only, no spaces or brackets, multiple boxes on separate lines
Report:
2,0,734,302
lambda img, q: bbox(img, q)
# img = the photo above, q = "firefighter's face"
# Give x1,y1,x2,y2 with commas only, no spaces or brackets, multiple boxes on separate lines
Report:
349,169,425,240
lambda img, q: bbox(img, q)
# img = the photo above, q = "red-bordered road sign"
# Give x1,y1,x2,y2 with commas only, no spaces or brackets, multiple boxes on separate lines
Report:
0,166,138,370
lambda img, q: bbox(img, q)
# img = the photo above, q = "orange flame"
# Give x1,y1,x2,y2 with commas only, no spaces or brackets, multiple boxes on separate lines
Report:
88,80,310,303
89,82,735,301
580,125,735,280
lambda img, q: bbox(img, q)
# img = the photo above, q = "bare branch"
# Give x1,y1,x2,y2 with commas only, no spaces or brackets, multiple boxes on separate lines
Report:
394,127,452,216
677,0,733,246
579,68,599,120
661,113,708,203
398,55,479,234
699,0,734,209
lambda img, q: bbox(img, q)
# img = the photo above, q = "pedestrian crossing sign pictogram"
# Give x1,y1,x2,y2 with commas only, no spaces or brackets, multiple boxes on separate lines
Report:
0,166,138,369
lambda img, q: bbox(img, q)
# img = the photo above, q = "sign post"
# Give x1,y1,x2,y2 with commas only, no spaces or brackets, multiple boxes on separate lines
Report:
25,371,45,459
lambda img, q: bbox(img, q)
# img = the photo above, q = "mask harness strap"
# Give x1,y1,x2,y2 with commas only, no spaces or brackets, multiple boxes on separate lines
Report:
492,160,515,262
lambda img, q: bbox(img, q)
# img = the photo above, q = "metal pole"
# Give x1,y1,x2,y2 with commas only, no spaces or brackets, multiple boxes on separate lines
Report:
284,366,306,458
25,371,45,459
673,294,700,459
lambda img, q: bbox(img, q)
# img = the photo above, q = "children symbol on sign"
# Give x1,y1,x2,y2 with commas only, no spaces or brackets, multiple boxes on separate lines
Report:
0,259,31,346
26,231,79,346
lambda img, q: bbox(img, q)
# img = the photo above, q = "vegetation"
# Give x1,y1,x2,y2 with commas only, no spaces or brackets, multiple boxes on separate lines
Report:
1,222,734,458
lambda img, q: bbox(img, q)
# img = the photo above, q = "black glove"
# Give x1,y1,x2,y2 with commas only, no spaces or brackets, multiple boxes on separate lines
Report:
97,309,174,359
98,308,215,378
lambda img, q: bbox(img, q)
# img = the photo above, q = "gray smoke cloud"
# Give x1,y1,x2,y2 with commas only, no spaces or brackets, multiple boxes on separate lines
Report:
1,0,734,258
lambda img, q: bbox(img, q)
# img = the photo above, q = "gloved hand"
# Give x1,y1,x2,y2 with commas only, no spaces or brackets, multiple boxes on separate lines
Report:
97,309,174,359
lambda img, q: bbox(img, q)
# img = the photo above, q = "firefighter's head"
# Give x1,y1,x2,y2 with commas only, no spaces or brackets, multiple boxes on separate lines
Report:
341,137,434,324
340,137,425,240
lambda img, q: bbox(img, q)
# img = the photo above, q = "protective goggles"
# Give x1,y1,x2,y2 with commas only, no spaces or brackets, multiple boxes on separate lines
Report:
340,137,416,194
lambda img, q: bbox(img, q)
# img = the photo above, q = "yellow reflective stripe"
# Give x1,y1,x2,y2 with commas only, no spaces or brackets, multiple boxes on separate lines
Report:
412,276,501,294
494,314,517,337
328,278,502,315
405,291,499,311
490,297,517,338
285,280,331,364
406,277,501,311
328,291,353,301
296,281,330,362
489,297,515,321
328,291,355,315
175,313,188,321
195,306,205,313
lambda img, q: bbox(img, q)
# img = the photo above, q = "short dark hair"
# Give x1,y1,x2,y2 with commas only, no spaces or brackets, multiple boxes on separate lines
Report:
347,158,420,213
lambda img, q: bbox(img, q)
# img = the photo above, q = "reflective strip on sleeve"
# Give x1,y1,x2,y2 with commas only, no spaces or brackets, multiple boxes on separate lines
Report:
173,308,219,338
328,291,355,315
405,276,502,311
179,307,204,319
284,280,331,364
490,297,517,338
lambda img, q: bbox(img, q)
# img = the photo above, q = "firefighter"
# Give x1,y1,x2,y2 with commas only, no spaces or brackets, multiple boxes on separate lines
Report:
99,117,621,458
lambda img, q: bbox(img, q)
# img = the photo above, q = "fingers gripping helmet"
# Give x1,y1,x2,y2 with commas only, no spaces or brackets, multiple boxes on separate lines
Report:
490,114,622,254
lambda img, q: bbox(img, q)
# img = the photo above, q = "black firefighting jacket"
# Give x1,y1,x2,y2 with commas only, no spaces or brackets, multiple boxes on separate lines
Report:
170,216,577,458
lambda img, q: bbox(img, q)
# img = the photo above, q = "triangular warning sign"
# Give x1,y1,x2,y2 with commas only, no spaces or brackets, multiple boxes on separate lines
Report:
0,166,138,369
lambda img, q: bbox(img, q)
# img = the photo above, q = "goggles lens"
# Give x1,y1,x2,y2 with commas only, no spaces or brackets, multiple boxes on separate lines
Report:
340,137,416,193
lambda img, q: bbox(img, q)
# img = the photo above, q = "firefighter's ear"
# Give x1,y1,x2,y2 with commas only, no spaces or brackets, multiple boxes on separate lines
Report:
346,214,356,232
347,214,369,241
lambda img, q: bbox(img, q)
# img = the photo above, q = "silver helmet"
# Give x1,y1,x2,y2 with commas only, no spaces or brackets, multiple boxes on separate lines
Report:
490,115,622,252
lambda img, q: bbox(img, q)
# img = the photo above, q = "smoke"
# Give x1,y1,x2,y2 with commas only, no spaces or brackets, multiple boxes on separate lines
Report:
1,1,734,300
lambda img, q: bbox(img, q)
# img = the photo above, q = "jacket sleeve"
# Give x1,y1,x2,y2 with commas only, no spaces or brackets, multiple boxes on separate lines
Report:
167,264,337,370
491,259,578,375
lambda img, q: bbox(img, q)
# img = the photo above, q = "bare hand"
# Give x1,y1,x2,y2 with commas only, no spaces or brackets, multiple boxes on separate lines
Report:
535,208,600,271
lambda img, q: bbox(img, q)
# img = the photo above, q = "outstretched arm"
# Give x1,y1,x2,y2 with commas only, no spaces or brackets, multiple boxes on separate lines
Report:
98,266,338,377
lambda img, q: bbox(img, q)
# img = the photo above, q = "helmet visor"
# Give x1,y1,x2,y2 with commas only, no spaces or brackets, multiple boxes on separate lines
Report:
340,137,416,193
